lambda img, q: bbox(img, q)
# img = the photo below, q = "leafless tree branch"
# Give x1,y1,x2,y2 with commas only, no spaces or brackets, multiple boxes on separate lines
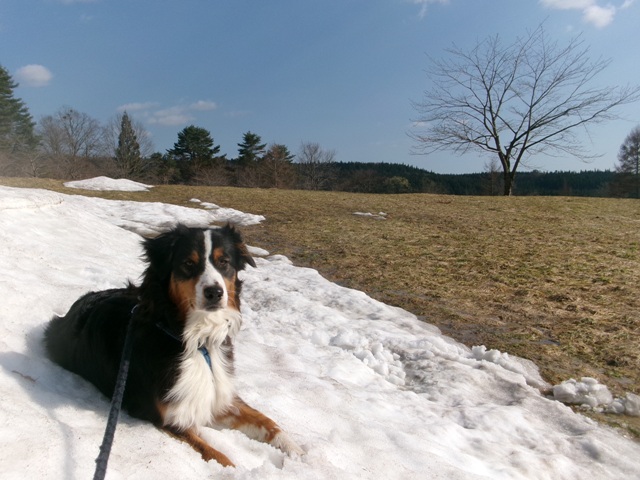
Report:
410,24,640,195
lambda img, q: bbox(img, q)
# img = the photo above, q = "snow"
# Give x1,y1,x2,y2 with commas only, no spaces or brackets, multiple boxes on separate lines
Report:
353,211,387,220
64,176,153,192
1,183,640,480
554,378,640,416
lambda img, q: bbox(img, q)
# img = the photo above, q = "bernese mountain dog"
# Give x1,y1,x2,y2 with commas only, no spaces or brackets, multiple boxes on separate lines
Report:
43,223,303,467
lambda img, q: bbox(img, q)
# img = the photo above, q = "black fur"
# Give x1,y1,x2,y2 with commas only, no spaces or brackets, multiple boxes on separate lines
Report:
43,223,255,425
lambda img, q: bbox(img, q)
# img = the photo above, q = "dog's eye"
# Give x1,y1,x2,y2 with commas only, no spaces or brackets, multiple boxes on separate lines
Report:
183,259,195,269
216,257,230,268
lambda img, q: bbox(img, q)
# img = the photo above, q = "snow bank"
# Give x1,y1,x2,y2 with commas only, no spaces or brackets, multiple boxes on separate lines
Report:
1,185,639,480
64,176,152,192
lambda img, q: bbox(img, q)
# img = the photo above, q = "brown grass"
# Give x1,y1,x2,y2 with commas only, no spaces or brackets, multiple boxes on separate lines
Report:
3,178,639,434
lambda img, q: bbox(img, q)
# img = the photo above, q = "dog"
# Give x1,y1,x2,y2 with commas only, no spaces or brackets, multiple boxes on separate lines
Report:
43,223,303,467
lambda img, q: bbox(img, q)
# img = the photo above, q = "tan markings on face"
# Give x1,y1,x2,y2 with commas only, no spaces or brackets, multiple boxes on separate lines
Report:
209,244,237,309
224,275,239,311
169,275,198,320
212,246,226,264
169,248,200,320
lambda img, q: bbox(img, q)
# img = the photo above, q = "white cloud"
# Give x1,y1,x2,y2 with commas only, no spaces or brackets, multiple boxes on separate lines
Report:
189,100,217,111
123,100,218,127
411,0,449,19
117,102,158,113
583,4,617,27
15,64,53,87
148,107,194,127
540,0,633,28
540,0,595,8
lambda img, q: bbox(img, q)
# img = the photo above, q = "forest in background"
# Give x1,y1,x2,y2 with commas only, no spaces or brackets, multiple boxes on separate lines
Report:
332,163,620,197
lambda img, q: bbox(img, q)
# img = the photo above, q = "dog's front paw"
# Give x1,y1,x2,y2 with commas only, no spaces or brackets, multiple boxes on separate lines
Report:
271,431,305,458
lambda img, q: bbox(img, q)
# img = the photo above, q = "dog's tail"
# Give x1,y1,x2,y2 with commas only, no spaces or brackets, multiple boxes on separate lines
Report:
43,294,94,369
43,288,134,368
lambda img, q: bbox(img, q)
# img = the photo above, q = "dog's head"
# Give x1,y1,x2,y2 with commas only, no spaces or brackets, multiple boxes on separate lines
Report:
142,224,256,319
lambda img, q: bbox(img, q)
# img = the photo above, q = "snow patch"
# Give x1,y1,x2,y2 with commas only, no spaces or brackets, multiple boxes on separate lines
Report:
353,211,387,220
64,176,152,191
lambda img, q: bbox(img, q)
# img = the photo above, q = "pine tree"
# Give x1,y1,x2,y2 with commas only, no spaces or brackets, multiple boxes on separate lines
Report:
0,65,37,155
236,131,266,167
114,112,142,177
615,126,640,198
167,125,221,183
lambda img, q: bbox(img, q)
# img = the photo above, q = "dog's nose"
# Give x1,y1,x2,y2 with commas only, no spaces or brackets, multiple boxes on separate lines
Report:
203,285,224,303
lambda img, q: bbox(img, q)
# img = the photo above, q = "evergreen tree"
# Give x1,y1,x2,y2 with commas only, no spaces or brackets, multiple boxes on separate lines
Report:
114,112,142,177
167,125,222,183
0,65,37,155
260,143,295,188
236,131,266,167
615,126,640,198
149,152,180,184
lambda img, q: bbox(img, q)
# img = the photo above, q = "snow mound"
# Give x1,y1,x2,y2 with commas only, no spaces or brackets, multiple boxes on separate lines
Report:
553,378,640,416
64,176,152,191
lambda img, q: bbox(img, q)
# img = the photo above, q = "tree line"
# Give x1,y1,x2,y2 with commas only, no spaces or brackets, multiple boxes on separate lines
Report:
332,163,625,197
0,64,339,189
1,63,639,197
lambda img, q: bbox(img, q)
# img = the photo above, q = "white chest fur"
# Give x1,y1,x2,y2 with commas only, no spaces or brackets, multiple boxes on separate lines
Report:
163,308,242,430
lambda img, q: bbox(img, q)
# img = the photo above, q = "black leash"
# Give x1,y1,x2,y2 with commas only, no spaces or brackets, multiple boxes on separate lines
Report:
93,304,138,480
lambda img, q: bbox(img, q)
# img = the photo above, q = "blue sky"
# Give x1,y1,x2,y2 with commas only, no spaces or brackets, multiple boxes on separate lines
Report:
1,0,638,173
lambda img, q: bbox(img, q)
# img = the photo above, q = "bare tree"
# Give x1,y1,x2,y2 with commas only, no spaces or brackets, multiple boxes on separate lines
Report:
4,150,48,177
411,24,640,195
297,142,337,190
483,157,502,196
38,107,104,179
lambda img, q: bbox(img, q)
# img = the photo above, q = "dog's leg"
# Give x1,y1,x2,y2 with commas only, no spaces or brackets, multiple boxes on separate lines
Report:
162,426,235,467
215,397,304,457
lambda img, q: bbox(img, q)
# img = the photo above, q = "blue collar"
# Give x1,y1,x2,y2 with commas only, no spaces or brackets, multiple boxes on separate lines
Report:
198,346,212,370
155,323,212,370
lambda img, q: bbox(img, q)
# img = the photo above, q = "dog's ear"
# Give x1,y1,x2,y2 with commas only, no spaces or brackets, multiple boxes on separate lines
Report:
143,223,190,274
221,224,256,270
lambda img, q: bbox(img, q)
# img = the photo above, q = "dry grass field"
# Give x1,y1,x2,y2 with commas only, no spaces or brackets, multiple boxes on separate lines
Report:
3,177,639,434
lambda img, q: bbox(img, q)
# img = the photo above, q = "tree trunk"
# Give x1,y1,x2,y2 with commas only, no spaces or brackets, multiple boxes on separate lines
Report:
502,169,514,196
635,151,639,199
